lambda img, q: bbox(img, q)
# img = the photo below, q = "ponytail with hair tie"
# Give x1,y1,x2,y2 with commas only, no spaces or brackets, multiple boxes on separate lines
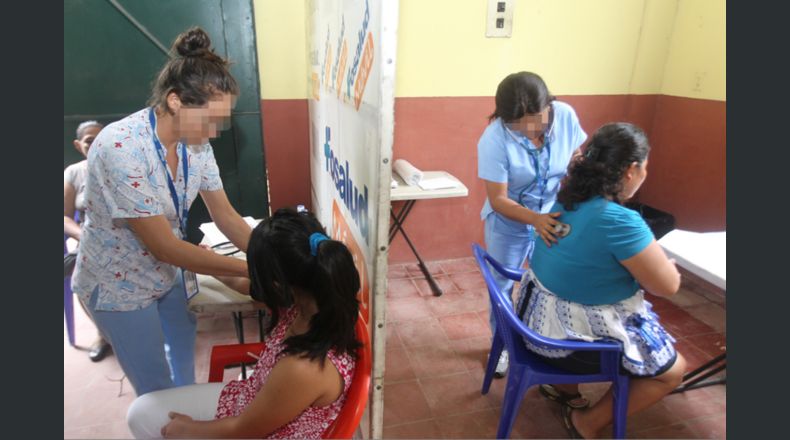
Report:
558,122,650,210
309,232,329,256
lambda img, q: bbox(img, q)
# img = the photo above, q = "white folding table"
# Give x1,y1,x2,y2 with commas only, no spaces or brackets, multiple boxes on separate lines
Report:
659,229,726,392
189,221,268,345
390,171,469,296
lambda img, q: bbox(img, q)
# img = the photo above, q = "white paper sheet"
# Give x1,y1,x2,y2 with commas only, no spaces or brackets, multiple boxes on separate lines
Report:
199,216,260,246
417,176,460,191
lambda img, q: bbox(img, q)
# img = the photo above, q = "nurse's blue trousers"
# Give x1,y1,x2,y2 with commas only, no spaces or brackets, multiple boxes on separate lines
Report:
87,273,197,396
483,213,536,336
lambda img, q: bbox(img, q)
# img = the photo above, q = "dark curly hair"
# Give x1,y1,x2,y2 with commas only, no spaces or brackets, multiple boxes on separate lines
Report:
148,27,239,114
488,71,556,123
246,208,361,364
557,123,650,210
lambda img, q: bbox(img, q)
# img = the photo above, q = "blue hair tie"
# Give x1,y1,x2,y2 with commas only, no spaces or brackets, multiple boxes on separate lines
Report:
309,232,329,256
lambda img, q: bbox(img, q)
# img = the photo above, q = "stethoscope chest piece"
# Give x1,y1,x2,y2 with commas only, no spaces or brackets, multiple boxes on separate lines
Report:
553,222,571,238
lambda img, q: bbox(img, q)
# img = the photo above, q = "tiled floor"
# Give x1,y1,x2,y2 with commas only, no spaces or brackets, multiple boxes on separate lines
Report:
64,304,260,438
382,258,726,439
64,258,726,439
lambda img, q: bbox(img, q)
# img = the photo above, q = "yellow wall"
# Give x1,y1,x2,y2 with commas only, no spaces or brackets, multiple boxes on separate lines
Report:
628,0,678,95
252,0,725,101
397,0,650,97
661,0,726,101
253,0,308,100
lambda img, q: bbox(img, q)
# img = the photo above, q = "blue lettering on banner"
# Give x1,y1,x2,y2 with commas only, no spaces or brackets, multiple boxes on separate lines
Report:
345,0,370,102
323,126,370,244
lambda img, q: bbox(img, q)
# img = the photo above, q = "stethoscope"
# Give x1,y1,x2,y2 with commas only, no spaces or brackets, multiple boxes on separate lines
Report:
502,113,554,211
211,241,241,256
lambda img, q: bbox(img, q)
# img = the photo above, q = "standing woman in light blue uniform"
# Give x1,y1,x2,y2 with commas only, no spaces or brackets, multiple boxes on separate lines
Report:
478,72,587,376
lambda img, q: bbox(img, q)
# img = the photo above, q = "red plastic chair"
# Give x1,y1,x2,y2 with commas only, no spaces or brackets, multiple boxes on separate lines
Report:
208,313,372,439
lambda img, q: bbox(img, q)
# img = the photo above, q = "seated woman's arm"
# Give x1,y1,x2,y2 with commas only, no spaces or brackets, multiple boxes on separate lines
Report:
620,240,681,297
162,355,341,438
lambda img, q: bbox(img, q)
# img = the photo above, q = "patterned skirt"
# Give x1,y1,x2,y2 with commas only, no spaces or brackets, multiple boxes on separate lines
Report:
515,269,677,376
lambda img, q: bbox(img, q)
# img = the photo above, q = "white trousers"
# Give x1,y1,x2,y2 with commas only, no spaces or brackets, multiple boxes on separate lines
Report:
126,382,225,439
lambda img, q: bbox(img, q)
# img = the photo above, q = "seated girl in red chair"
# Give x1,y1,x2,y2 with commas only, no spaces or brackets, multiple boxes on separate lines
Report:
127,208,361,439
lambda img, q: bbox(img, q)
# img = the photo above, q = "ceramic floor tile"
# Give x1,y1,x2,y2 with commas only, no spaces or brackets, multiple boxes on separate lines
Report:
447,336,493,372
408,343,468,379
386,297,433,323
404,261,445,278
685,332,727,358
384,346,417,383
382,419,443,439
684,303,727,334
627,400,684,431
387,263,410,279
659,307,717,338
663,387,726,421
382,380,433,427
419,371,492,418
412,275,460,297
438,257,480,275
510,396,568,439
434,408,500,439
425,290,488,317
630,422,700,439
674,337,718,372
393,316,451,349
438,312,490,340
386,322,404,350
685,413,726,439
387,278,422,299
449,272,487,291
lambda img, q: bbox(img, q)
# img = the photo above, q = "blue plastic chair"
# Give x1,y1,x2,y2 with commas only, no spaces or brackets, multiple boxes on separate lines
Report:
65,237,76,346
64,212,79,347
472,243,630,439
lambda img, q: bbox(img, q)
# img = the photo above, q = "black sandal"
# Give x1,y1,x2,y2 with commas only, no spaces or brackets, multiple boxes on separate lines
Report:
562,406,585,439
539,384,590,409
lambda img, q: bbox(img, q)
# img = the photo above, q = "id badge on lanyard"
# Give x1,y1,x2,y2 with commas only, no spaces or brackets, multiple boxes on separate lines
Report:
182,270,199,300
149,108,199,300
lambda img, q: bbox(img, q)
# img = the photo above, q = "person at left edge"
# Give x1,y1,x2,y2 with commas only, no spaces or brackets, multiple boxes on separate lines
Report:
72,27,252,396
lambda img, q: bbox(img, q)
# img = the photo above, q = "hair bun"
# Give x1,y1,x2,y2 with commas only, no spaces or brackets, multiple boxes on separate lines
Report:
174,27,212,58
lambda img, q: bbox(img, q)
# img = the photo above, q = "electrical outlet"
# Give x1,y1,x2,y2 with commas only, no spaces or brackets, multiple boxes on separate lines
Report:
486,0,514,38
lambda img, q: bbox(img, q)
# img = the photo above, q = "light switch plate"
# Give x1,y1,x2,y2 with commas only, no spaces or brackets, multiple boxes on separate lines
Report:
486,0,514,38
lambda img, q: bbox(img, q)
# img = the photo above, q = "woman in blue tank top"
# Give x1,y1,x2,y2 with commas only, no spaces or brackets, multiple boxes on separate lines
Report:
517,123,687,439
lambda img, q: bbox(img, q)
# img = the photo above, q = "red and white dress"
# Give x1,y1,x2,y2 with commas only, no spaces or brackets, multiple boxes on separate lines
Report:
215,307,356,439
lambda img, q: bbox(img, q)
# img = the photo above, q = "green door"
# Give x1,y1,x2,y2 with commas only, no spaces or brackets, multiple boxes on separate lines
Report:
64,0,269,243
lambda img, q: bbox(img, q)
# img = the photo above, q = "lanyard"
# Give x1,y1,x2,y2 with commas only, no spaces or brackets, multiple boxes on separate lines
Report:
525,144,551,210
148,107,189,236
503,121,552,210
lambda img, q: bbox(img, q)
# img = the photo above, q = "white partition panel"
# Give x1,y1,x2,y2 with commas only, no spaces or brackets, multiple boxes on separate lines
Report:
306,0,398,437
